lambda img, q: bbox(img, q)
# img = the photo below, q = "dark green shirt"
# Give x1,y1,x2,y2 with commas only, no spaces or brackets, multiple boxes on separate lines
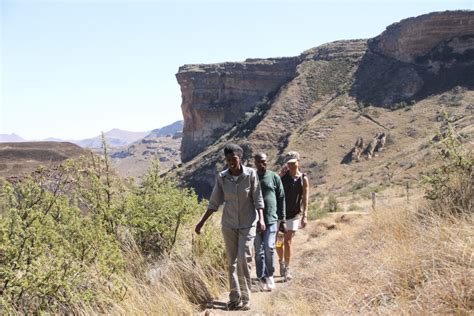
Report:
258,170,286,225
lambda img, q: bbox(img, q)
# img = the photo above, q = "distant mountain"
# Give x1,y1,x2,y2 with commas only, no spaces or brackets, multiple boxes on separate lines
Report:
74,129,151,148
145,120,183,138
105,121,183,178
0,133,24,142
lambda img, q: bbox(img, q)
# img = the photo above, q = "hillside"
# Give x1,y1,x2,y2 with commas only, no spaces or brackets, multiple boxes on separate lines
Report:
105,120,183,178
172,10,474,200
0,142,89,179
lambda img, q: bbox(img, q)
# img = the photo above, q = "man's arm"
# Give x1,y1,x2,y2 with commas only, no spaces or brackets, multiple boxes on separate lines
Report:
275,174,287,232
301,175,309,229
257,207,266,232
251,170,266,231
195,208,217,234
195,175,223,234
275,174,286,220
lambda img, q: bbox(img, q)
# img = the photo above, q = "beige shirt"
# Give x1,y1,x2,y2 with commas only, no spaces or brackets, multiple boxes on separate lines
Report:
208,166,264,229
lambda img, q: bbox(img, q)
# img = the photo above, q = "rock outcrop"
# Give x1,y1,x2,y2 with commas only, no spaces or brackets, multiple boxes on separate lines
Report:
352,10,474,106
176,57,299,162
369,11,474,63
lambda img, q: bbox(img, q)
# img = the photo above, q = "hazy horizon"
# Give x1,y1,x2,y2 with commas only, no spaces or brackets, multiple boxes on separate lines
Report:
1,0,472,140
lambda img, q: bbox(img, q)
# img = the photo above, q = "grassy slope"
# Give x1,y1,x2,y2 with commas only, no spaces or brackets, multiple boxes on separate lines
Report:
0,141,88,178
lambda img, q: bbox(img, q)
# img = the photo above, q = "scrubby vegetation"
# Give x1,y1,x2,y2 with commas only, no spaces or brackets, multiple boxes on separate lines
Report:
422,115,473,216
0,144,226,313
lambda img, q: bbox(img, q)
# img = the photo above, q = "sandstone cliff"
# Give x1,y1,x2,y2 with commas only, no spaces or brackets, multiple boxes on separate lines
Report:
173,10,474,199
352,10,474,106
369,11,474,63
176,58,299,162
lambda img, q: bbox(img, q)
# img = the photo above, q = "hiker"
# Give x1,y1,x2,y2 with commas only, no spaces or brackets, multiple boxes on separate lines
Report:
253,153,286,291
195,143,265,311
276,151,309,280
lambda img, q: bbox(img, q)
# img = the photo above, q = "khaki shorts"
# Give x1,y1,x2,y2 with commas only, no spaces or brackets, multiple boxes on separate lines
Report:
286,216,300,231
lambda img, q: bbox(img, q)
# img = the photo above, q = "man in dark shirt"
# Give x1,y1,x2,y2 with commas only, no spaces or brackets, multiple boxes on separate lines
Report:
253,153,286,291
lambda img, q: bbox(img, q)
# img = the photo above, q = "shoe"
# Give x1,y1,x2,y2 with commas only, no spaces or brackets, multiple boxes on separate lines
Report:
279,261,286,277
226,300,241,311
285,267,293,281
256,278,266,292
266,276,275,291
239,302,251,311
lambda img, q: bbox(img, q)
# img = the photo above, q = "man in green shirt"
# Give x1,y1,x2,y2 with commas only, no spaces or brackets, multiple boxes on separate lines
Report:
253,153,286,291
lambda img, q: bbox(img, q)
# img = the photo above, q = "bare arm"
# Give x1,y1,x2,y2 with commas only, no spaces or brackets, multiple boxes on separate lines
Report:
195,208,217,234
196,175,223,234
301,175,309,228
257,208,266,232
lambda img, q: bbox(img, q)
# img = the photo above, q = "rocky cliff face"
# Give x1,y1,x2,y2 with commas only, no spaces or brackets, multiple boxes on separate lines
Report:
369,11,474,63
176,58,299,162
352,10,474,106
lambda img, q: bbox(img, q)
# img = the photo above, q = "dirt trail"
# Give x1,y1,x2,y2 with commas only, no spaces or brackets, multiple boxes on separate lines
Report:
202,211,370,315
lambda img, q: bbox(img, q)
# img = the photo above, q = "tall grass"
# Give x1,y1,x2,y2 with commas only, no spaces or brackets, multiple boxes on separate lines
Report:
265,119,473,314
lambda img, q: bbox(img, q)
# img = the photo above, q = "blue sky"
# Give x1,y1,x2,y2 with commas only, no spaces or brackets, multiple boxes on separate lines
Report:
1,0,472,140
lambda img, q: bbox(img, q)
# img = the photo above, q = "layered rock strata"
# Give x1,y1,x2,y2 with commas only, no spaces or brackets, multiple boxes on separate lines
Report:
176,57,299,162
352,10,474,106
369,10,474,63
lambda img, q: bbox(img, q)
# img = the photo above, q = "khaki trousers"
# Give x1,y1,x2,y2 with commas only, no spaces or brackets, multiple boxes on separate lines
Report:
221,225,256,304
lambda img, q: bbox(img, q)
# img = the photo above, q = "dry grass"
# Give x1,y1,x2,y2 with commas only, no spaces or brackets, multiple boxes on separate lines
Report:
371,203,473,314
73,216,227,315
243,197,473,315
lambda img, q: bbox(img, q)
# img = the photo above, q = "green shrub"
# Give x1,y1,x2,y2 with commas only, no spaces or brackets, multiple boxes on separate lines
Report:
0,171,125,313
307,201,327,220
324,195,340,212
124,160,206,257
422,113,473,216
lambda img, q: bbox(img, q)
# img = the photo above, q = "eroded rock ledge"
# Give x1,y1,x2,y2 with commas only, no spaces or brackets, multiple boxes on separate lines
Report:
176,57,299,162
369,10,474,63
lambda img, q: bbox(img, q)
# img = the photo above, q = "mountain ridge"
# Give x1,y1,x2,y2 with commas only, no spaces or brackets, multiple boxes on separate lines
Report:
172,10,474,199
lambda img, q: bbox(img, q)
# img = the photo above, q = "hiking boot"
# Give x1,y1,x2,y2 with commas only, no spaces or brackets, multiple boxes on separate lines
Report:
266,276,275,291
285,267,293,281
226,300,241,311
279,261,286,277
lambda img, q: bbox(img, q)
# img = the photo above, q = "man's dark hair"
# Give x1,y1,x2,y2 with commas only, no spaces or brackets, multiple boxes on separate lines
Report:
254,152,267,160
224,143,243,158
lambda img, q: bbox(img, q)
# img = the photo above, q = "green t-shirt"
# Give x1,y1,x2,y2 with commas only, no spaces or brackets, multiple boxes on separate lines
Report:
258,170,286,225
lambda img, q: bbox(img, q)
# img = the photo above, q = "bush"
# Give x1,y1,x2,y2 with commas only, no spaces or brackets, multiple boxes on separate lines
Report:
124,160,205,257
324,195,340,213
0,166,125,313
307,201,327,220
0,144,221,313
422,113,473,216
